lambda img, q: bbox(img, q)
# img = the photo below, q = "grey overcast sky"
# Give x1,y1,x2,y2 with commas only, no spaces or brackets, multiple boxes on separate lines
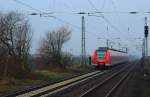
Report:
1,0,150,56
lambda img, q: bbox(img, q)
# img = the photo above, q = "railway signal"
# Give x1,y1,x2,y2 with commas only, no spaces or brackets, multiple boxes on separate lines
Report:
144,25,149,37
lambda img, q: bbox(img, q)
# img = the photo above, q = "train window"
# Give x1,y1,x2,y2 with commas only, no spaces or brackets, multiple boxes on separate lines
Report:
97,51,106,60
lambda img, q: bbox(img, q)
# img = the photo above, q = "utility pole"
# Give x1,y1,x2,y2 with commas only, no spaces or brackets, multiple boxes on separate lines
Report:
126,48,128,53
106,39,109,48
144,17,149,73
106,26,109,48
128,27,130,33
144,17,149,57
142,38,145,57
81,16,86,65
118,43,121,50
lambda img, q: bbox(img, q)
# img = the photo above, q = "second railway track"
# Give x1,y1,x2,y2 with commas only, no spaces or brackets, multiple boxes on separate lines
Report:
79,61,139,97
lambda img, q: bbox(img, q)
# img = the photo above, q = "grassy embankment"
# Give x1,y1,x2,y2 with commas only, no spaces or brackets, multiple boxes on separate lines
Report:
0,64,94,95
142,59,150,97
143,75,150,97
0,71,66,95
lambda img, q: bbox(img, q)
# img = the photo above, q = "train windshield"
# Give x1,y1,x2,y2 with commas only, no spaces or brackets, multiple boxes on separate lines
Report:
97,50,106,60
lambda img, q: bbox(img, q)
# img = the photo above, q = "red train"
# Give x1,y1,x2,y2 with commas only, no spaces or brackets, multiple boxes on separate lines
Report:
93,47,128,69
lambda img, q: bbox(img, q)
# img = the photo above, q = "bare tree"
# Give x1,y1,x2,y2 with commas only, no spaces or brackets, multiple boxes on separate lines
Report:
39,26,71,67
0,11,32,78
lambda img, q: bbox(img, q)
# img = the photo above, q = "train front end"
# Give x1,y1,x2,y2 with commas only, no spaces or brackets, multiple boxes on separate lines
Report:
93,47,110,69
93,47,128,70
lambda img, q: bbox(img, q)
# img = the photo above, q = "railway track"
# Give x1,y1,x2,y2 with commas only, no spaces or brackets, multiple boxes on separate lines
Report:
43,62,129,97
2,62,131,97
79,61,138,97
4,70,107,97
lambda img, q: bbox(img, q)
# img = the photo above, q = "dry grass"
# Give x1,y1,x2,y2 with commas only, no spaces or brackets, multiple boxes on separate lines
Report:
0,65,93,95
0,79,45,95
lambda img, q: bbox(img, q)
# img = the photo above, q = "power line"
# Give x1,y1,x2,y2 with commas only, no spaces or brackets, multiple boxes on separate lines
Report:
100,0,106,11
87,0,122,34
102,17,122,33
60,1,76,13
11,0,150,15
54,16,101,37
87,0,129,50
12,0,100,37
12,0,41,12
88,0,98,11
54,16,81,29
87,0,120,35
87,0,104,17
109,0,120,19
109,0,118,14
12,0,123,38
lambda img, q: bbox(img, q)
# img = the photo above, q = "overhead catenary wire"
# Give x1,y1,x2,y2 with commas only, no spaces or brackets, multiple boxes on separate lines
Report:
12,0,146,40
12,0,144,40
109,0,118,14
87,0,98,11
60,1,77,13
11,0,78,29
11,0,150,15
100,0,106,11
109,0,120,20
54,16,102,37
87,0,122,34
87,0,104,17
12,0,101,37
87,0,129,50
12,0,42,13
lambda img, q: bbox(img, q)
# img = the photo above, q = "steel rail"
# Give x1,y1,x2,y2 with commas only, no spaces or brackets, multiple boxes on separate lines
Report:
79,63,131,97
41,63,129,97
41,71,107,97
15,71,105,97
105,61,138,97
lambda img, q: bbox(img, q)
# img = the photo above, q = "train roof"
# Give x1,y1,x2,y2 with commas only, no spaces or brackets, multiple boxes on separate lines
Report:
97,47,127,53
